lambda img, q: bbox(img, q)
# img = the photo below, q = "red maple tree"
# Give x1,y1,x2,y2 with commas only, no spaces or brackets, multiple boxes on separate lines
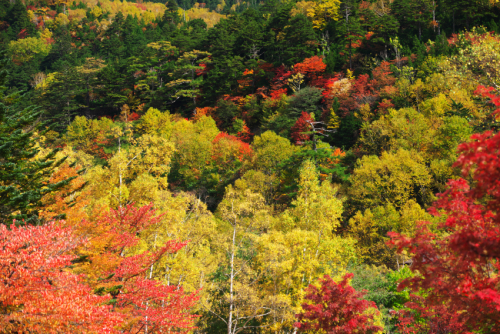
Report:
0,222,123,333
295,273,383,334
290,111,313,145
389,86,500,333
0,204,200,333
294,56,327,84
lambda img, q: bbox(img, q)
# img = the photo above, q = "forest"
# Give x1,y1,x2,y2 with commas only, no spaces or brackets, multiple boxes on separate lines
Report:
2,0,500,332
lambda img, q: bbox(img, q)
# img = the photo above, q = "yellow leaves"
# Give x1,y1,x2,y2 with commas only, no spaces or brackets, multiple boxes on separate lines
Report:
346,68,355,80
291,1,315,17
355,103,374,123
358,107,435,157
288,72,305,92
282,160,343,233
250,131,298,175
147,40,176,52
66,0,166,24
184,6,226,28
349,149,433,212
327,108,341,129
419,93,451,120
305,0,341,29
215,0,225,12
77,57,106,76
292,0,340,29
133,134,175,182
349,200,432,266
90,5,102,18
8,37,51,63
65,115,115,153
136,107,173,138
84,133,175,208
54,13,69,26
68,8,87,22
217,186,269,230
40,28,53,41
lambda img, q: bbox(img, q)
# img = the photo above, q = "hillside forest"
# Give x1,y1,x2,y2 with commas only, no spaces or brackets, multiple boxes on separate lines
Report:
2,0,500,332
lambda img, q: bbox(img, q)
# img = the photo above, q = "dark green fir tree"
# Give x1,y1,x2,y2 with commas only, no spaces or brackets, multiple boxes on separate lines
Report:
0,54,72,225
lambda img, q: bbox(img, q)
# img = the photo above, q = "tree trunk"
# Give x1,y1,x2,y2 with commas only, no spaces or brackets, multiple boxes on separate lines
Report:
228,223,236,334
432,0,436,34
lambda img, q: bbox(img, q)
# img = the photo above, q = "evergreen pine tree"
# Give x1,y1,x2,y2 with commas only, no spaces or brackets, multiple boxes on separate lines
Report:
0,54,72,225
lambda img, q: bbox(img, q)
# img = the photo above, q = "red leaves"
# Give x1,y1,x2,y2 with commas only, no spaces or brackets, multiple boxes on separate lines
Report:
291,111,313,145
376,98,395,114
270,88,288,100
475,85,500,117
371,61,396,89
118,277,199,332
196,62,209,76
129,112,141,121
295,273,383,334
294,56,327,81
81,204,198,333
134,3,147,10
0,222,123,333
321,62,396,116
389,89,500,332
17,28,28,39
0,205,198,333
212,132,253,162
271,65,293,92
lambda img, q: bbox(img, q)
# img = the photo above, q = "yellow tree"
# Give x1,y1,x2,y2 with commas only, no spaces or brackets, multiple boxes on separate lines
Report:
138,192,218,294
348,149,433,214
87,134,175,208
306,0,342,29
206,185,275,334
252,160,356,332
349,200,434,268
246,131,298,205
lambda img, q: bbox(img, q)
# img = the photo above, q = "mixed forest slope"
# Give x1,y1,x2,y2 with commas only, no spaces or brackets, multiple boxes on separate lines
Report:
2,0,500,333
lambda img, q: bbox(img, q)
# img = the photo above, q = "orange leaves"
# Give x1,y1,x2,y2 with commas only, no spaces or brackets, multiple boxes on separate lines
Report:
134,2,148,10
0,222,123,333
40,164,89,226
271,88,288,100
293,55,326,80
74,204,198,332
212,132,253,163
0,204,198,333
196,62,209,76
371,61,396,89
330,147,346,164
193,106,218,122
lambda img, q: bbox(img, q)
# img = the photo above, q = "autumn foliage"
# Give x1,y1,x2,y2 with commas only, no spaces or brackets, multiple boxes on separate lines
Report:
295,273,383,334
0,222,123,333
0,205,199,333
291,111,313,145
389,87,500,333
77,204,199,333
294,56,327,84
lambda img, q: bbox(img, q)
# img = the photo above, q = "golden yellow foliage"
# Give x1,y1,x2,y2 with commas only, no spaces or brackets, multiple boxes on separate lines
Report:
349,149,433,212
184,7,226,28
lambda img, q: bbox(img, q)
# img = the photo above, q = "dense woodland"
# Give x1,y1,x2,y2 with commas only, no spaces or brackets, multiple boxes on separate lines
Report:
2,0,500,333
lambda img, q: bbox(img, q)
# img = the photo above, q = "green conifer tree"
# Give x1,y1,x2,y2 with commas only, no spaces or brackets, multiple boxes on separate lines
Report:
0,54,71,225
